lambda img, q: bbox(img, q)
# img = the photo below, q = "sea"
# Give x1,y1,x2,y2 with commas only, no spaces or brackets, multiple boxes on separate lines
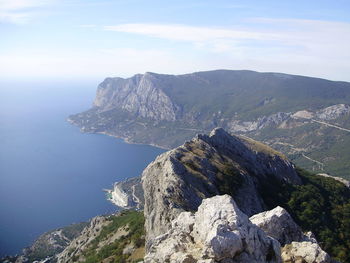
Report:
0,79,164,257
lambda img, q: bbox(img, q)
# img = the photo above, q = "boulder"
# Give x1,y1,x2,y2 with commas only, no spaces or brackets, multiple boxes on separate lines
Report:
144,195,282,263
250,206,307,245
281,241,331,263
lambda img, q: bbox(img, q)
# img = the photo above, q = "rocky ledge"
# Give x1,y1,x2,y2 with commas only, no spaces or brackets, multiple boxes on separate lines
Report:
145,195,331,263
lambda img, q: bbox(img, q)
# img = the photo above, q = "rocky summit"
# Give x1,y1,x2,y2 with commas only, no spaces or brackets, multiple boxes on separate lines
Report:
142,127,301,243
141,128,338,263
8,128,350,263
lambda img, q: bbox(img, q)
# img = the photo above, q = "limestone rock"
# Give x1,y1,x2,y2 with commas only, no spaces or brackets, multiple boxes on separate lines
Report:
281,241,331,263
142,128,301,245
144,195,281,263
106,176,144,209
316,104,350,120
93,73,180,121
57,216,111,263
250,206,306,246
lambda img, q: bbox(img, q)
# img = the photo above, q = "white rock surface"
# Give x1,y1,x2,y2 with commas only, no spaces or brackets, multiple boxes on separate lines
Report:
291,110,314,120
281,241,331,263
316,104,350,120
144,195,282,263
250,206,307,245
94,73,180,121
108,184,130,207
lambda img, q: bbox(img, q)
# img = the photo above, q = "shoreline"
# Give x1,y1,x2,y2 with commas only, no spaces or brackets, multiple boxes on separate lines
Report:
67,115,170,150
97,131,170,150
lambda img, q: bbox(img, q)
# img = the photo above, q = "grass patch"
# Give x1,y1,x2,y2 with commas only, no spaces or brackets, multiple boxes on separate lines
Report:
81,210,145,263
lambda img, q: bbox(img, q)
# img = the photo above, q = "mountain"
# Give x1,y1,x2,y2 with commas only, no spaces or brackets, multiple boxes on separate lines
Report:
141,128,350,262
1,222,88,263
11,129,349,263
68,70,350,179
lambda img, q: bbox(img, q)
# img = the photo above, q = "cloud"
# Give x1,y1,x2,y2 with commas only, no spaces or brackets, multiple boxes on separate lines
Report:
0,0,55,24
104,23,278,42
103,20,350,59
1,18,350,81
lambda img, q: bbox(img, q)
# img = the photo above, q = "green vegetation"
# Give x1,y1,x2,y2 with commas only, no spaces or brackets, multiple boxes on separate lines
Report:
81,210,145,263
216,164,243,197
258,168,350,262
251,116,350,180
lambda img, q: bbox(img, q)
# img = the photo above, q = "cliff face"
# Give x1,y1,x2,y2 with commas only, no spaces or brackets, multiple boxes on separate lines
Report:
142,128,301,244
105,176,144,209
10,128,349,263
141,129,339,262
93,73,180,121
68,70,350,179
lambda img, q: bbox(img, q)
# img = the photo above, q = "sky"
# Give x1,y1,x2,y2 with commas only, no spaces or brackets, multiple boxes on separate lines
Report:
1,0,350,81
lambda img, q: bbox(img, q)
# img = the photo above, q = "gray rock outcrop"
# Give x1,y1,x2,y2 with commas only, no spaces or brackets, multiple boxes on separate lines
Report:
281,242,331,263
250,206,307,246
145,195,282,263
316,104,350,120
94,73,180,121
56,216,111,263
106,176,144,209
142,128,301,246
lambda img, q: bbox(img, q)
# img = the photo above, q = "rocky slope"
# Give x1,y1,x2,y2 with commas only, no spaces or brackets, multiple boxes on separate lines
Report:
8,129,350,263
142,128,301,242
141,128,350,262
68,70,350,179
1,222,88,263
56,211,145,263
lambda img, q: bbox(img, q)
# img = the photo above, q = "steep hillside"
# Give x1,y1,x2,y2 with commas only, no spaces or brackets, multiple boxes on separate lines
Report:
56,211,145,263
1,222,88,263
8,129,350,262
68,70,350,179
141,128,350,262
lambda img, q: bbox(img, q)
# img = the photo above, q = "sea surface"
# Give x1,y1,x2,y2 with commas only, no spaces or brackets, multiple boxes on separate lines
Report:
0,80,164,257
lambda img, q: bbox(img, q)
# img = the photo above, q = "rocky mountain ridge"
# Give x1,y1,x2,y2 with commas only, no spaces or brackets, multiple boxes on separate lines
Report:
68,70,350,179
1,222,88,263
142,128,301,243
140,128,347,262
6,128,350,263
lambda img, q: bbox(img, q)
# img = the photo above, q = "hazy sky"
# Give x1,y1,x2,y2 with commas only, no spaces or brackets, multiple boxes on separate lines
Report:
1,0,350,81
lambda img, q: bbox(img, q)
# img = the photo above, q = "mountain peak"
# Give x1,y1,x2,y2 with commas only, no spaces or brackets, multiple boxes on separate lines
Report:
142,128,301,245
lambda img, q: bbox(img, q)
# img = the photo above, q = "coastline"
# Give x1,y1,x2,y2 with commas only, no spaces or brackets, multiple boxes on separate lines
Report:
97,131,170,151
67,114,169,150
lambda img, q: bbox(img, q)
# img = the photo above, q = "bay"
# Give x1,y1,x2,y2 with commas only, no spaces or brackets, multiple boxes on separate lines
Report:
0,80,164,257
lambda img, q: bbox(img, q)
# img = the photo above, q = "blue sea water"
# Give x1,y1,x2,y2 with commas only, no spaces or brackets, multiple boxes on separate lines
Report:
0,80,164,257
